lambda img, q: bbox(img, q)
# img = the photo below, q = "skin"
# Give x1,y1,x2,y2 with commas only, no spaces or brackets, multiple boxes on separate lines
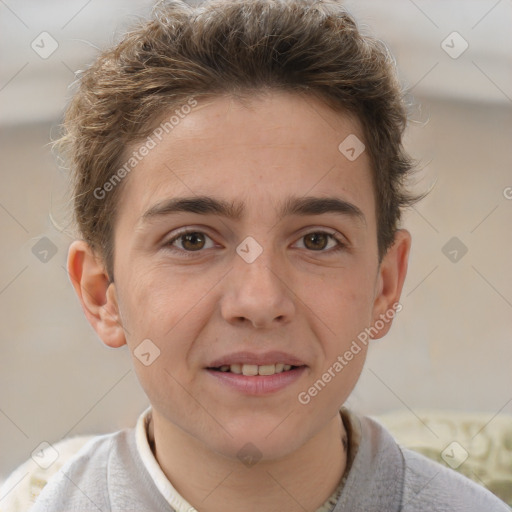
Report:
68,91,411,512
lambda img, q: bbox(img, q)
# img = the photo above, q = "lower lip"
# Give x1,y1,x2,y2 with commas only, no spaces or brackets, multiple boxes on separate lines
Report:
205,367,307,395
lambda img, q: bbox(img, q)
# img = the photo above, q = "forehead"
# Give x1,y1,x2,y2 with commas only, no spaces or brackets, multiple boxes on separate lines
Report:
116,91,375,228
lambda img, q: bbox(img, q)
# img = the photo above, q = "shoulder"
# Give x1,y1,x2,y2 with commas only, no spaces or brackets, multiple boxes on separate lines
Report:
398,439,510,511
0,435,95,512
29,430,130,511
342,412,510,511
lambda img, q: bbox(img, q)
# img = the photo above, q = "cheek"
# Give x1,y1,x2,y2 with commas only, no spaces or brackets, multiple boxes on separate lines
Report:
308,267,376,337
118,263,207,334
119,269,204,404
116,264,219,383
298,342,368,414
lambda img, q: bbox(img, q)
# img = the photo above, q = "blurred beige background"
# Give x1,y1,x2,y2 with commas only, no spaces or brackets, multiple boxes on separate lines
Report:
1,0,511,482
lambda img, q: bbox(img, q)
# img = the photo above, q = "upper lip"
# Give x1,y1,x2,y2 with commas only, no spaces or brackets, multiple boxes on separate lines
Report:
206,351,307,368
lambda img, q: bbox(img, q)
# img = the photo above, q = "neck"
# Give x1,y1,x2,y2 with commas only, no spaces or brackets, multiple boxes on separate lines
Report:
150,411,348,512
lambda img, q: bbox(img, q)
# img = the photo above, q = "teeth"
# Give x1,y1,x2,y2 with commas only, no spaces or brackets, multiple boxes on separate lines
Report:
217,363,296,375
242,364,259,376
230,363,242,374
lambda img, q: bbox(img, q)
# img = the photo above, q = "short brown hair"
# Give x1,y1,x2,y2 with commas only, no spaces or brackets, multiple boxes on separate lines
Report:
58,0,422,281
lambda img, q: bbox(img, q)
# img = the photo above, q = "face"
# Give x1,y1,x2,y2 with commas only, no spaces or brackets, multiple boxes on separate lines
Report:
108,91,393,460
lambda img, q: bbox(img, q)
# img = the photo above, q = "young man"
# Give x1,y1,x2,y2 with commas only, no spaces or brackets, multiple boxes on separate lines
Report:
23,0,510,510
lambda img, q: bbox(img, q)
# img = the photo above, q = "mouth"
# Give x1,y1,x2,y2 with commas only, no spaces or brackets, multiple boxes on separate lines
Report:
205,351,308,394
207,363,305,376
205,361,308,395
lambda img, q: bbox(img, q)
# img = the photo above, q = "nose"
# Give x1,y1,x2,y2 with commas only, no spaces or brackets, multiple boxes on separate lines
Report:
220,246,296,329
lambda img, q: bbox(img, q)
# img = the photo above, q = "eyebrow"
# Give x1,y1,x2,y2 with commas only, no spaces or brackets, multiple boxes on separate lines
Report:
140,195,366,226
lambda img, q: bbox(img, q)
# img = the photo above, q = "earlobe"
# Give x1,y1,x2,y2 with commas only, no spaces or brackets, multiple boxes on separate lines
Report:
370,229,411,340
67,240,127,348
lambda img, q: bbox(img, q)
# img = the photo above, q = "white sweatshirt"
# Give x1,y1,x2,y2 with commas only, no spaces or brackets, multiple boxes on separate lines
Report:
27,407,510,511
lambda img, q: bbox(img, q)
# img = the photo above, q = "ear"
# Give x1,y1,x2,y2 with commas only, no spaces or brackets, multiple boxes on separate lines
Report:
370,229,411,340
67,240,126,348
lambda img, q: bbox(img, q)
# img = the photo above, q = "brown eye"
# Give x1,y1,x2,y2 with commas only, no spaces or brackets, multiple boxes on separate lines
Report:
166,230,215,253
179,232,206,251
295,231,346,254
303,232,330,251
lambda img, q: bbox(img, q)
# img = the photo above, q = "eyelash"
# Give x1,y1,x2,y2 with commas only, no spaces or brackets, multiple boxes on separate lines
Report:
163,229,347,258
